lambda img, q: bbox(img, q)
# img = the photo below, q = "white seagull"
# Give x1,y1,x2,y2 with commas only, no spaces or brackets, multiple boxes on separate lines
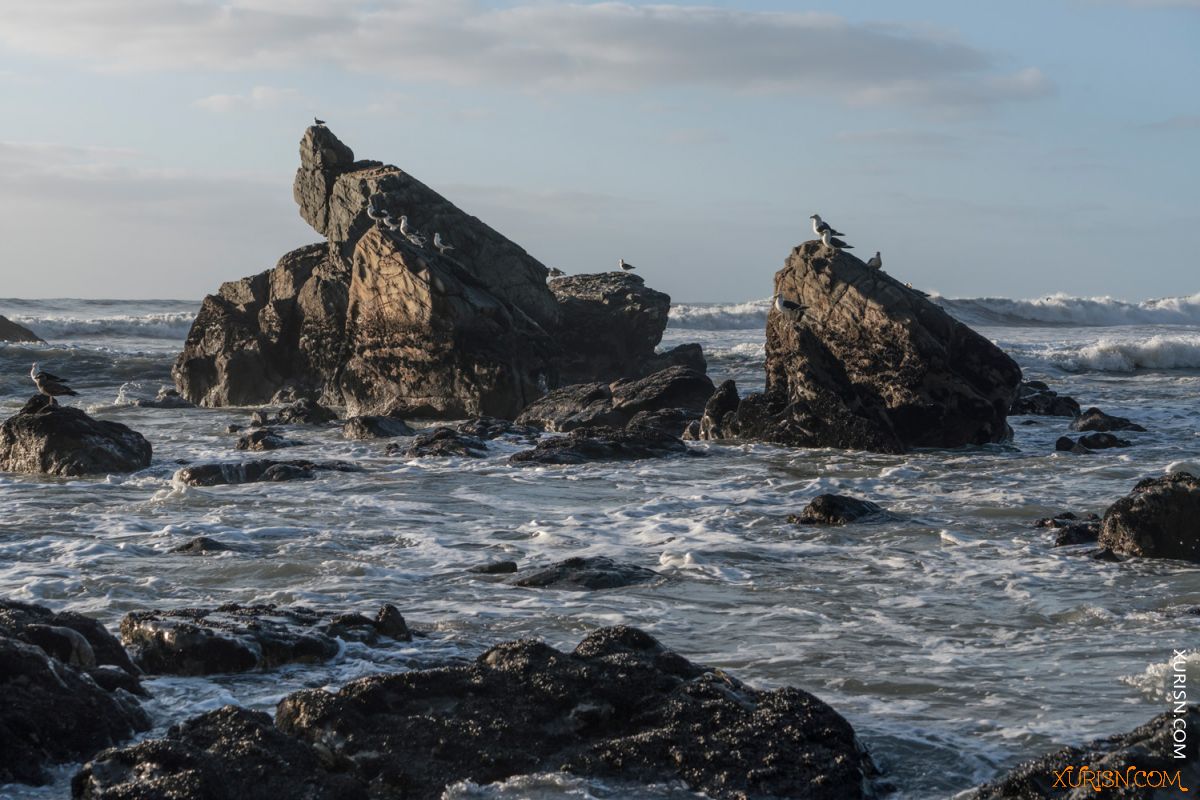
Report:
810,214,846,237
820,229,853,251
619,258,635,271
434,233,454,255
367,206,387,221
866,251,882,269
772,294,807,320
30,363,78,402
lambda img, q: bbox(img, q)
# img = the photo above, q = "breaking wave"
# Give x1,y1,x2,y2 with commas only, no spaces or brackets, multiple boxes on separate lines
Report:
8,313,195,340
1047,334,1200,372
668,300,770,330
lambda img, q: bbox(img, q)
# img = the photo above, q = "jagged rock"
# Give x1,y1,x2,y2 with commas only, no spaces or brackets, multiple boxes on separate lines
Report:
174,459,357,486
643,342,708,375
1070,406,1147,433
1009,380,1081,417
120,603,410,676
701,243,1021,452
788,494,885,526
170,536,237,555
454,416,539,441
131,386,195,409
0,395,152,476
394,427,489,458
1034,513,1101,547
509,426,689,465
251,397,338,426
516,366,713,432
342,413,415,439
513,556,660,590
235,428,299,451
1098,472,1200,561
0,314,43,342
71,705,369,800
0,600,140,679
626,407,700,437
968,706,1198,798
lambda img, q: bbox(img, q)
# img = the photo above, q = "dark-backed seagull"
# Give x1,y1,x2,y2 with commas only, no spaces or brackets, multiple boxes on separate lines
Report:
434,233,453,255
820,229,853,250
548,267,565,277
772,294,807,320
810,214,845,237
314,117,326,126
866,252,882,269
30,363,78,402
619,258,635,271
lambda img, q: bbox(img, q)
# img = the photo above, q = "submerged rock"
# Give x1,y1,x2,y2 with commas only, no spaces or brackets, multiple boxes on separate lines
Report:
0,314,43,342
235,428,299,451
1055,433,1130,453
395,427,489,458
174,459,357,486
1035,512,1102,547
0,395,152,476
454,416,540,441
1098,472,1200,561
509,426,688,465
1009,380,1080,417
469,560,520,575
1070,407,1147,433
131,386,195,409
515,366,712,433
342,413,415,440
170,536,237,555
789,494,885,526
513,556,660,590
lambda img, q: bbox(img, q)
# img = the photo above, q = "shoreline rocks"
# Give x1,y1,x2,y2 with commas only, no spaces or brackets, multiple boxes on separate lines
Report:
789,494,885,526
0,314,43,343
515,366,713,433
512,556,660,590
1009,380,1081,417
0,395,152,476
174,459,358,486
1070,407,1147,433
1098,472,1200,561
509,426,689,465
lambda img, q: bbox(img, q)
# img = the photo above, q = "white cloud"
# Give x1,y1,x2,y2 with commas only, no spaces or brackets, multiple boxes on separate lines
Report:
194,85,305,112
0,1,1052,109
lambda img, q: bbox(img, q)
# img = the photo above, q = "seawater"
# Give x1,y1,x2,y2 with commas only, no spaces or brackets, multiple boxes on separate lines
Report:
1,295,1198,799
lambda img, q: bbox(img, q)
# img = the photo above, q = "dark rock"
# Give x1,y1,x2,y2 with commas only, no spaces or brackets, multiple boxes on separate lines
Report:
1070,407,1147,433
968,706,1198,799
120,603,411,676
1098,472,1200,561
701,242,1021,452
235,428,299,451
395,427,489,458
643,342,708,375
697,378,741,440
1054,436,1092,454
1034,511,1101,528
789,494,885,525
1077,432,1131,449
516,382,627,432
513,556,660,590
626,407,700,437
0,599,140,677
0,314,43,342
469,560,520,575
170,536,236,555
71,705,369,800
270,384,319,404
0,395,153,476
225,423,242,433
174,459,357,487
275,397,338,425
1090,547,1124,562
1009,380,1081,417
131,386,196,409
509,426,689,465
1034,512,1102,547
454,416,540,441
342,414,415,440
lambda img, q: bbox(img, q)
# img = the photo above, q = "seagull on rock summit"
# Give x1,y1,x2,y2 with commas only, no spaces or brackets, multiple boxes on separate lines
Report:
434,233,453,255
810,214,845,238
548,267,565,277
30,363,78,402
866,251,882,269
619,258,636,271
772,294,807,320
314,117,326,126
820,229,853,251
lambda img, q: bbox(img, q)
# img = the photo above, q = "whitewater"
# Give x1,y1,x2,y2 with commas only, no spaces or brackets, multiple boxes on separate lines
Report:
1,294,1199,798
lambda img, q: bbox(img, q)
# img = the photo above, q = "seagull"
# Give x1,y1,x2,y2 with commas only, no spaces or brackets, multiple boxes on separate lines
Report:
398,216,412,236
772,294,807,320
383,216,401,231
367,206,387,221
866,251,883,269
314,117,326,126
434,233,453,255
820,229,853,251
810,214,846,238
548,267,565,277
619,258,635,271
30,363,78,403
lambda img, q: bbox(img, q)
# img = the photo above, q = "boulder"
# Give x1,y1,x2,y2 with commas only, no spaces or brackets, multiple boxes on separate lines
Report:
130,386,196,409
1034,513,1101,547
1054,436,1092,455
626,407,700,437
454,416,540,441
395,427,489,458
0,314,43,342
789,494,885,526
0,600,140,679
1070,407,1146,433
174,459,357,487
0,395,152,476
513,556,660,590
342,414,415,440
968,706,1198,798
469,560,520,575
120,603,410,676
1098,472,1200,561
700,242,1021,452
235,428,299,451
1009,380,1081,417
170,536,237,555
1055,433,1130,453
509,426,689,465
516,366,713,432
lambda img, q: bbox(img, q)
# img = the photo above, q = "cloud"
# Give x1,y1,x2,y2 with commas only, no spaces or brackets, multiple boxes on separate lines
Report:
194,85,305,112
0,1,1051,109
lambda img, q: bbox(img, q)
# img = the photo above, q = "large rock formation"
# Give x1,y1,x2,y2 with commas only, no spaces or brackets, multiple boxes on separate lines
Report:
175,126,693,417
0,396,152,476
0,314,43,342
1098,472,1200,561
699,242,1022,452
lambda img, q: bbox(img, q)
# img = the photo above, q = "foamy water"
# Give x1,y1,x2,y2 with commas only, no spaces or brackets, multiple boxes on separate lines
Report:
2,296,1199,799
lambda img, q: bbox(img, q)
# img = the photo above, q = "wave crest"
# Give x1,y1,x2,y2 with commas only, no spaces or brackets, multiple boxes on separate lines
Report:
10,313,195,340
936,292,1200,327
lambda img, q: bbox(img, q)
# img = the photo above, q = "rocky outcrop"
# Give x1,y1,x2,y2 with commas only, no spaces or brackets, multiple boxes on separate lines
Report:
699,242,1021,452
1009,380,1080,417
1035,513,1101,547
0,395,152,476
513,556,660,590
1070,407,1147,433
789,494,885,525
969,706,1198,798
174,459,357,486
396,427,489,458
131,386,195,409
0,314,43,342
175,126,694,418
1,600,142,687
516,366,713,433
120,603,410,676
1098,472,1200,561
341,413,414,439
509,426,689,465
235,428,299,451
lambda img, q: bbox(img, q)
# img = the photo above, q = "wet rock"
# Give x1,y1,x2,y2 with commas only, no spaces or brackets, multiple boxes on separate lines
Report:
1090,547,1124,562
235,427,300,451
1070,407,1147,433
626,407,700,437
342,413,415,439
1034,512,1102,547
1054,435,1092,454
515,382,626,432
0,599,140,678
509,426,689,465
120,603,411,676
455,416,540,441
968,706,1198,799
0,395,153,476
0,314,43,342
170,536,236,555
513,556,660,590
516,366,713,433
1077,432,1131,449
1009,380,1081,417
394,427,489,458
1098,472,1200,561
469,560,520,575
789,494,885,526
71,705,369,800
174,459,357,486
131,386,196,409
225,423,242,433
697,378,741,440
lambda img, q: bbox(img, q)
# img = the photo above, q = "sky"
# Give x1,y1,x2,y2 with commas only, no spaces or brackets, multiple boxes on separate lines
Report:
0,0,1197,303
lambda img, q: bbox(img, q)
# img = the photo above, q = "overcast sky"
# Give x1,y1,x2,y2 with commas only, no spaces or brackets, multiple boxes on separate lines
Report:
0,0,1197,302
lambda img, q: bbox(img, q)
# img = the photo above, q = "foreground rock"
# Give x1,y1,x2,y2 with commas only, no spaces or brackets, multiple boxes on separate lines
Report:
789,494,885,526
1098,472,1200,561
513,556,660,590
342,413,415,439
1035,512,1101,547
395,427,489,458
509,427,689,465
235,428,300,451
0,314,43,342
699,242,1021,452
174,459,357,486
1070,407,1146,433
0,395,152,476
969,706,1198,798
1009,380,1080,417
120,603,411,676
516,366,713,433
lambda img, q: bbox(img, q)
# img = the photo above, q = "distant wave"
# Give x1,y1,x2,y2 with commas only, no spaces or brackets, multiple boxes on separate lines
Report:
1048,334,1200,372
9,313,195,340
669,300,770,330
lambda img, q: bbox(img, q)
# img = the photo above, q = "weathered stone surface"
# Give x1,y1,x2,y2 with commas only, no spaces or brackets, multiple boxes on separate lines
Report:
1070,407,1147,433
516,366,713,432
509,426,689,465
701,242,1021,452
0,395,152,476
120,603,410,676
0,600,140,678
235,428,299,451
1009,380,1081,417
969,706,1198,799
454,416,539,441
1035,513,1102,547
626,407,700,437
342,414,415,440
513,556,660,590
1098,472,1200,561
0,314,43,342
170,536,237,555
395,427,489,458
174,459,357,487
789,494,885,526
72,705,369,800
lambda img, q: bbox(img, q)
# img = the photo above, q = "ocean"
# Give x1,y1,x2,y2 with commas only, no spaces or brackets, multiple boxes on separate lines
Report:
2,293,1199,798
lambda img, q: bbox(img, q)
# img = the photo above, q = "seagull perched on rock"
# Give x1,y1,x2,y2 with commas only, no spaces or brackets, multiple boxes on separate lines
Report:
820,229,853,251
433,233,453,255
772,294,807,320
619,258,635,271
866,251,882,269
30,363,78,402
548,267,565,277
367,206,387,222
810,214,846,238
314,117,326,126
